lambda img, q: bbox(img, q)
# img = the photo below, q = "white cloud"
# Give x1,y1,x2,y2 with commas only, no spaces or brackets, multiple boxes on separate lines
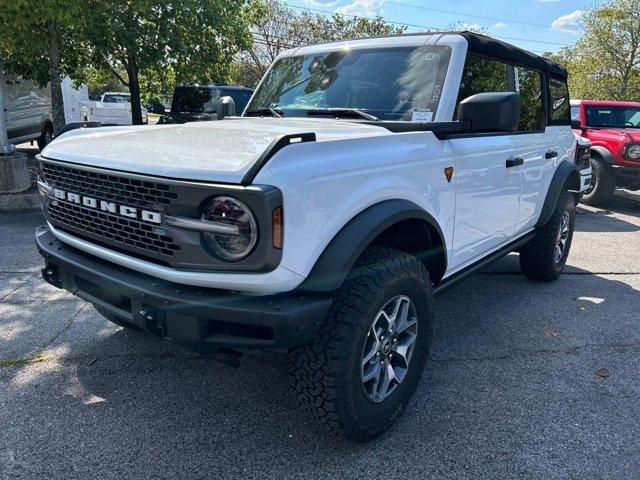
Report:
334,0,384,17
551,10,584,33
304,0,339,6
492,22,506,30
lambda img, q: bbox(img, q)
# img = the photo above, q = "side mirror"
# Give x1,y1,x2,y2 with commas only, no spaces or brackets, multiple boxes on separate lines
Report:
216,96,236,120
458,92,520,132
571,118,581,129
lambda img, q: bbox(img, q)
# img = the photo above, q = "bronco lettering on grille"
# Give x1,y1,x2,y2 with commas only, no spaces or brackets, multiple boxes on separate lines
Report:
51,188,162,224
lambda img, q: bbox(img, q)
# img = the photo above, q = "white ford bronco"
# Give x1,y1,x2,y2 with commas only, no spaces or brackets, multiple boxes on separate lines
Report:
36,32,588,442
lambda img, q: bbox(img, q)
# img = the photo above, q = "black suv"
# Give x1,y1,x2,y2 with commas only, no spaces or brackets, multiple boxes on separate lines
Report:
158,84,254,124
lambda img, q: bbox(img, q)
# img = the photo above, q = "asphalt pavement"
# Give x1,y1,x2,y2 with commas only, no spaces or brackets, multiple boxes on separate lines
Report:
0,191,639,479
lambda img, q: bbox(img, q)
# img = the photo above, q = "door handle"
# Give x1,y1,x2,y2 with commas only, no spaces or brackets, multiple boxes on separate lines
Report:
506,157,524,168
545,150,558,159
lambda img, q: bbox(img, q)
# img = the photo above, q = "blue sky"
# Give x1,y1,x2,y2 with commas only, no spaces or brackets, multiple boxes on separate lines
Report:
285,0,590,54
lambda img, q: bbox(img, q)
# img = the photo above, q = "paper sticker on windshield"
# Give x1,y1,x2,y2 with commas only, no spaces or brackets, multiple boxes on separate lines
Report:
411,109,433,122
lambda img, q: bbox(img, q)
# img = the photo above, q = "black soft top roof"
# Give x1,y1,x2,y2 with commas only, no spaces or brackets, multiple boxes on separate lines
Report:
328,30,568,80
459,31,567,80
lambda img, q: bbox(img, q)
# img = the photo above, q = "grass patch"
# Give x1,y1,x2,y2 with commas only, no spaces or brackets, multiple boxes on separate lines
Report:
0,355,54,368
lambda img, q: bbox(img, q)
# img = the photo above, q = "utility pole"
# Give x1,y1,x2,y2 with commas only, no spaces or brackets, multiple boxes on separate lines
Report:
0,64,30,194
0,66,16,155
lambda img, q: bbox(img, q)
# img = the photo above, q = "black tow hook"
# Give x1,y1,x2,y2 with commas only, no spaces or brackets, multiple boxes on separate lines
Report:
41,264,61,288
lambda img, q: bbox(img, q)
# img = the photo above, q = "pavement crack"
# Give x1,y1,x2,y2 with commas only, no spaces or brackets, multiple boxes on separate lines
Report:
37,303,86,353
0,280,29,303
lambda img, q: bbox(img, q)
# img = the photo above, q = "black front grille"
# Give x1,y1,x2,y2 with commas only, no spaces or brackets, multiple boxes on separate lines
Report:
41,162,178,208
48,201,181,257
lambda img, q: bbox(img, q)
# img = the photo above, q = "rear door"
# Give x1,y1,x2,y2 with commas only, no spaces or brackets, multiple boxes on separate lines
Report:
512,65,555,233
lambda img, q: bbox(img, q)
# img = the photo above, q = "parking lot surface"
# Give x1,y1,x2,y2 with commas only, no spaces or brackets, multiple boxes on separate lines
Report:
1,192,639,480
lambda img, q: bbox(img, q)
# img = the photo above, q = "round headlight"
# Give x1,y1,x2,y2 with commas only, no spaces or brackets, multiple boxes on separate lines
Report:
627,144,640,160
202,196,257,261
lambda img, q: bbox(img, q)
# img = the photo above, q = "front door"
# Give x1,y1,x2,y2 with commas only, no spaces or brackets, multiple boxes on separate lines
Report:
448,135,521,270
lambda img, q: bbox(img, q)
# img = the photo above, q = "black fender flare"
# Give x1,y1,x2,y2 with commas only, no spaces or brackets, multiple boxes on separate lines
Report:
298,199,446,292
536,160,580,228
589,145,615,165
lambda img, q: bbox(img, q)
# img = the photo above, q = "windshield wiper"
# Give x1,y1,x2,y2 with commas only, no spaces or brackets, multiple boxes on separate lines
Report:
304,108,379,121
245,107,283,118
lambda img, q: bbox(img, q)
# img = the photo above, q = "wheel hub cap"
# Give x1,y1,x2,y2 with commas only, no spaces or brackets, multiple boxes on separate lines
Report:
361,295,418,403
554,211,570,264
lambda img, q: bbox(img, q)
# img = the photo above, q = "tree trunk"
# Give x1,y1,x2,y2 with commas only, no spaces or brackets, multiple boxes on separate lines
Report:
46,20,65,134
126,56,143,125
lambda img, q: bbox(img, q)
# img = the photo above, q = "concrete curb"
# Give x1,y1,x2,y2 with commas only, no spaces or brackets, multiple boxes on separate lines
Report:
0,193,40,212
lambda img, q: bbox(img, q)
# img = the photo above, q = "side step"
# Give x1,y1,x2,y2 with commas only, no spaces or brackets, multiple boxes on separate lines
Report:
433,232,535,295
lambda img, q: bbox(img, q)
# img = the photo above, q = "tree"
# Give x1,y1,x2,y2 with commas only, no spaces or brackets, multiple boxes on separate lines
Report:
81,0,257,124
232,0,406,87
0,0,86,133
554,0,640,101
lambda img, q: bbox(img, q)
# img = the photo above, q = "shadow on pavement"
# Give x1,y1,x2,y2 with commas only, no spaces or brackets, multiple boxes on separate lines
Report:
574,191,640,233
1,262,638,479
1,180,639,479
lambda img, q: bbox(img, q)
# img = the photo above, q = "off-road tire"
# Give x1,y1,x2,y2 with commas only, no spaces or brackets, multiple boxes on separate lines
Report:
289,247,433,443
581,156,615,205
94,304,144,331
520,190,575,282
37,122,54,150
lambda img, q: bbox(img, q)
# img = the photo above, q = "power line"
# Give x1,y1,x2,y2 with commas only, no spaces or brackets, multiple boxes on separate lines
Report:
250,30,552,57
286,3,572,47
358,0,555,29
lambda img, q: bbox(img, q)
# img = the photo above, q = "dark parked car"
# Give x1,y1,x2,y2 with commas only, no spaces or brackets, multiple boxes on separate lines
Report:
158,84,254,124
145,99,168,114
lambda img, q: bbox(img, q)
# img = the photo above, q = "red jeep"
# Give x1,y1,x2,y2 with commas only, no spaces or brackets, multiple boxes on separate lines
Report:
571,100,640,204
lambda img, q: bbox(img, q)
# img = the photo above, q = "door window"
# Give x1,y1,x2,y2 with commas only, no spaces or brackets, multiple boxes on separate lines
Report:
456,54,544,132
514,66,543,131
456,55,508,105
548,78,570,125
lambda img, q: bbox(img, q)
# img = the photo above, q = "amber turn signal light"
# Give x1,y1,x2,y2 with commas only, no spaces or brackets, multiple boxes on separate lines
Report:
272,207,283,249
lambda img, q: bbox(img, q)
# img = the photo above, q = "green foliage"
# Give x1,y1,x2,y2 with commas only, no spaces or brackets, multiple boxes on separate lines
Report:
231,0,405,87
554,0,640,101
0,0,86,84
75,0,257,122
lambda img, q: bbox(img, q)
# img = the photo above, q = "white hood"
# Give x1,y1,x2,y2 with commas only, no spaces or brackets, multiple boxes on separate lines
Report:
42,117,391,183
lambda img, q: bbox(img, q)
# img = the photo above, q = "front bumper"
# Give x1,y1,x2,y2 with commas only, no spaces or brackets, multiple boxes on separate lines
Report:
578,165,592,192
36,227,332,350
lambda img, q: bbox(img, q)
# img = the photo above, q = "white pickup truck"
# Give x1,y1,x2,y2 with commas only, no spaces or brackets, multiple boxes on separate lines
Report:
36,32,590,442
80,92,148,126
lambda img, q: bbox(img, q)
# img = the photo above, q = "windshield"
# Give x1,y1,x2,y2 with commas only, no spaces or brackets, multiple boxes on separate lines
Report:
585,105,640,128
103,94,130,103
246,45,451,121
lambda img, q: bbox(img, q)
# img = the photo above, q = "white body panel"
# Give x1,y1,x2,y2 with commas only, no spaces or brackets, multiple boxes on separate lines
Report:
43,117,391,182
254,130,457,280
41,33,577,295
2,75,89,144
80,92,149,126
4,77,51,144
61,77,89,124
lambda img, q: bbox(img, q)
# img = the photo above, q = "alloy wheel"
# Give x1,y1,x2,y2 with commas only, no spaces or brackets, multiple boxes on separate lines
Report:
361,295,418,403
554,211,571,263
